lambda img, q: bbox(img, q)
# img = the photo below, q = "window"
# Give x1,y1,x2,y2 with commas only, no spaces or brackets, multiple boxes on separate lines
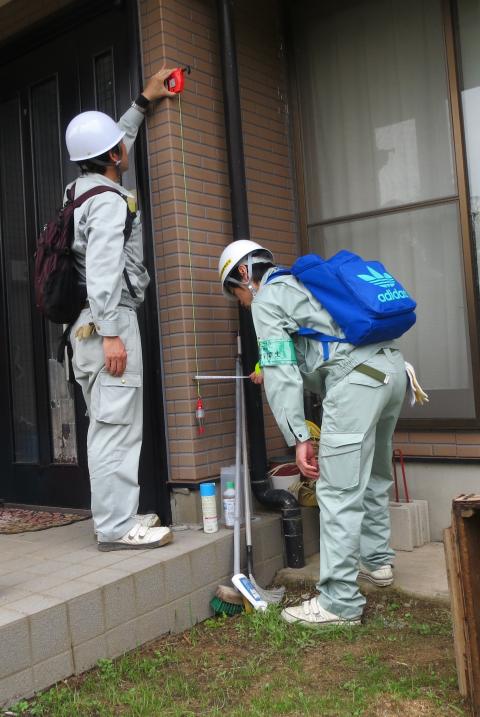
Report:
292,0,478,421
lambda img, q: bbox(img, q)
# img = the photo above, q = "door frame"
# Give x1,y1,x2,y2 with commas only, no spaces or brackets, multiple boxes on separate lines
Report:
0,0,171,521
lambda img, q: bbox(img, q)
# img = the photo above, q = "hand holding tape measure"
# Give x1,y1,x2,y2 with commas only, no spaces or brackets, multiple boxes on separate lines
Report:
164,65,191,94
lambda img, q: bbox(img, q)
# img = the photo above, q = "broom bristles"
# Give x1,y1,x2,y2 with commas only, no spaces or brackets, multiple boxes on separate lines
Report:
248,574,285,604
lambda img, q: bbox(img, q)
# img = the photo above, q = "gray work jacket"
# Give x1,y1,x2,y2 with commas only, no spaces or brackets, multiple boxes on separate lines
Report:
251,268,398,446
65,106,149,336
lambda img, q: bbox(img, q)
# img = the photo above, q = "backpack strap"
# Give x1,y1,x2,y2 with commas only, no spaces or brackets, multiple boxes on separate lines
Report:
68,183,137,298
265,268,348,361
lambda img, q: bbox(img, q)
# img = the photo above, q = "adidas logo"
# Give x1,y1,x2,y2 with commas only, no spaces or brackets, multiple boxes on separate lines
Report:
357,266,410,302
358,266,396,289
377,288,409,303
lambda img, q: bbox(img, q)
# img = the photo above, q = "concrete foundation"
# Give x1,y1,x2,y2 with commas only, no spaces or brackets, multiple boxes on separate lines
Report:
276,542,449,604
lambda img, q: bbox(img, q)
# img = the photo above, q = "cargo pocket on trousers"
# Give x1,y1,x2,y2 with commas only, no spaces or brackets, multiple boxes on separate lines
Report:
320,432,364,490
96,372,142,425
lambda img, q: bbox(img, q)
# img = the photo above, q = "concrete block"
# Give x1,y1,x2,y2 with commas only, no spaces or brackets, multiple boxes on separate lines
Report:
30,604,70,664
391,500,430,547
136,605,174,645
73,635,107,675
169,595,197,634
7,593,62,616
0,571,39,588
33,650,74,693
189,582,219,623
189,543,220,591
0,668,34,708
0,591,32,610
170,488,201,525
389,503,414,551
391,501,421,547
260,518,283,561
81,566,130,587
134,564,166,616
164,554,192,603
416,499,431,544
214,535,234,578
0,614,31,679
105,619,139,659
68,589,105,646
103,576,136,630
42,580,94,601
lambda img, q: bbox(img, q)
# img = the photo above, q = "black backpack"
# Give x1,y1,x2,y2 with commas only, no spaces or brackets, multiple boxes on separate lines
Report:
34,183,136,325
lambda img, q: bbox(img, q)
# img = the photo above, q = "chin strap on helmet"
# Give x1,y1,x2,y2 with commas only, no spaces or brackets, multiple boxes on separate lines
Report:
226,252,267,297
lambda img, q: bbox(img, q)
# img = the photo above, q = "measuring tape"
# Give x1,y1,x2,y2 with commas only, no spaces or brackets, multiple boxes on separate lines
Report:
171,66,206,435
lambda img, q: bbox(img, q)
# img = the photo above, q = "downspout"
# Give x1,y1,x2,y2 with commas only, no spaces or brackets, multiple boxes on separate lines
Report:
216,0,305,569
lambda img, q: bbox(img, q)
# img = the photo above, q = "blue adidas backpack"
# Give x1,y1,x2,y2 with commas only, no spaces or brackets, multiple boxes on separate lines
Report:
266,250,416,358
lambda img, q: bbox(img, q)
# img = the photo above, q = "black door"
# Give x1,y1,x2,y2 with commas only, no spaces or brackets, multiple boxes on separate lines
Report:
0,1,170,521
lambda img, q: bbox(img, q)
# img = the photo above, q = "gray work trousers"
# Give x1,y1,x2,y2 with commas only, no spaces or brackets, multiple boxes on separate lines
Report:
70,307,142,542
316,348,407,619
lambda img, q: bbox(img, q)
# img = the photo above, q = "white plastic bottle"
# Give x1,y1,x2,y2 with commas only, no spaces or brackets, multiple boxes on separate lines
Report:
199,483,218,533
223,481,235,528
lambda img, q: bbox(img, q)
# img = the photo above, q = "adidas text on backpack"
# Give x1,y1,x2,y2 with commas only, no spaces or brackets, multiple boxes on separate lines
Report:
34,184,135,325
266,250,416,359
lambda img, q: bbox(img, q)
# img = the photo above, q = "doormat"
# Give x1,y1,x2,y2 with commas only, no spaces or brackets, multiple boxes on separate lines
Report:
0,507,90,534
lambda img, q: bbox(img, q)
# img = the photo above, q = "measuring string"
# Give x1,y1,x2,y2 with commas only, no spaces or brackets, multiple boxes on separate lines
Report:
177,93,205,434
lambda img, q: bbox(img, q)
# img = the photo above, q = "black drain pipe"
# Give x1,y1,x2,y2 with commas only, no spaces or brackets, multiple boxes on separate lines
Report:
216,0,304,569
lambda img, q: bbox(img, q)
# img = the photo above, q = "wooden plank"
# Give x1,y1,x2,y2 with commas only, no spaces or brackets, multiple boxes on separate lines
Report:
443,526,469,697
452,496,480,715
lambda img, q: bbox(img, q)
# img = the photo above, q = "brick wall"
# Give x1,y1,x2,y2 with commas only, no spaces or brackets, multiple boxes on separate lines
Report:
394,432,480,459
139,0,298,481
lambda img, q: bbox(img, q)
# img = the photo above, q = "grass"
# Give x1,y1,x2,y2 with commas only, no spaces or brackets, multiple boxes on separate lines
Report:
4,590,469,717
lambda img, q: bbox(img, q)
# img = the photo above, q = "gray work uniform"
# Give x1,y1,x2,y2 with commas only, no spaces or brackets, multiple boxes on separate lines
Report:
251,268,407,619
67,107,150,543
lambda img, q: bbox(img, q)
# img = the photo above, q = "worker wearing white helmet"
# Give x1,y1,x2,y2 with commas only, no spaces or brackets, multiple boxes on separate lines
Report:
66,67,176,552
220,239,407,627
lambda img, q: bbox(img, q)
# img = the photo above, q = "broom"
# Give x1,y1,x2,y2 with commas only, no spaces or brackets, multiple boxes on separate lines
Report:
210,357,245,616
240,366,285,605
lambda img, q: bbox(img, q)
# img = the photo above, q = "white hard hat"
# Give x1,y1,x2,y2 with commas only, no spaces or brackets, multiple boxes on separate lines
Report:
218,239,274,298
65,111,126,162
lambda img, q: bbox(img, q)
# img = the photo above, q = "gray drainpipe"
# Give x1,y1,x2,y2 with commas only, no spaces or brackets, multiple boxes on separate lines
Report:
216,0,305,569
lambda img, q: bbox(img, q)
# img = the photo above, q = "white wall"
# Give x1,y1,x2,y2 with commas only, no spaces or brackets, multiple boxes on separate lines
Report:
392,462,480,540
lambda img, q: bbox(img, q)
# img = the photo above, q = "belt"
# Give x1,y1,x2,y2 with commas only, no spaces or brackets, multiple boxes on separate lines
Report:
353,363,389,385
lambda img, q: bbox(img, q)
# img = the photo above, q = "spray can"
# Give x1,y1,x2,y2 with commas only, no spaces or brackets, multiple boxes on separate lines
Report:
199,483,218,533
222,481,235,528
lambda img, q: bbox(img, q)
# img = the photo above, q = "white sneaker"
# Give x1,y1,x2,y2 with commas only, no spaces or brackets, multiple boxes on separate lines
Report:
134,513,161,528
358,564,393,587
94,513,160,538
98,522,173,552
281,597,361,627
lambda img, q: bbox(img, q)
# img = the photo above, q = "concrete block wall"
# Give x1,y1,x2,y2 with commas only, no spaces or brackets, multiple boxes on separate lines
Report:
0,516,285,707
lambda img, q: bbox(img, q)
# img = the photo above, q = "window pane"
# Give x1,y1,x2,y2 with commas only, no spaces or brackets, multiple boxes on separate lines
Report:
94,50,115,117
0,98,39,462
310,202,474,419
295,0,456,224
30,78,78,464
